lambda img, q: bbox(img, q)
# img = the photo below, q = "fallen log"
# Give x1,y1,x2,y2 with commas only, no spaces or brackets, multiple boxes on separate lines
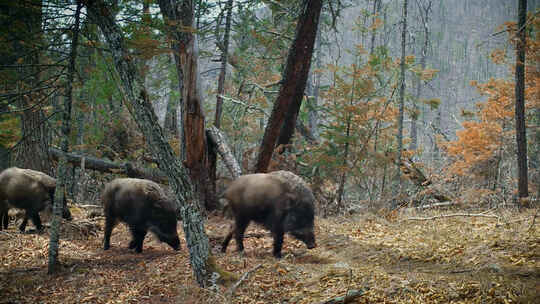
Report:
49,147,168,184
206,126,242,179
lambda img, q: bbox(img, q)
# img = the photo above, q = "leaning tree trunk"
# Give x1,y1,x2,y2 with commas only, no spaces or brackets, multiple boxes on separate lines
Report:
82,0,214,287
515,0,528,200
207,126,242,179
254,0,323,173
48,1,81,274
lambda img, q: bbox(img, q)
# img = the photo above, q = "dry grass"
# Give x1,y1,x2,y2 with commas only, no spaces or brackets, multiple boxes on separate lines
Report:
0,208,538,303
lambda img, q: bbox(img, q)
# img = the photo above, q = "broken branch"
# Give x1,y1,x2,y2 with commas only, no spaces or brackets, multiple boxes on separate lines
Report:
226,263,262,296
403,213,500,221
319,288,369,304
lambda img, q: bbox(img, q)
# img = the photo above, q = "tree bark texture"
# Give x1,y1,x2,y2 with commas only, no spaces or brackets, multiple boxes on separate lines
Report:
82,0,213,287
410,1,431,152
158,0,214,210
4,0,51,174
48,1,81,275
254,0,323,173
393,0,408,203
515,0,528,199
158,0,188,160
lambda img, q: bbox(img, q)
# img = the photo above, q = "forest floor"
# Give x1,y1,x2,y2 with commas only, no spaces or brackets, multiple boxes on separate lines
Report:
0,207,538,304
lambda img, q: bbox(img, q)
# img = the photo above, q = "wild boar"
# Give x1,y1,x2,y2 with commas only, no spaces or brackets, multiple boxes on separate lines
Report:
221,173,316,258
102,178,180,253
0,167,72,232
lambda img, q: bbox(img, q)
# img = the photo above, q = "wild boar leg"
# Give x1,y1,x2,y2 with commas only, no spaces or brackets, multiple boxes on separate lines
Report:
30,212,43,232
103,216,115,250
271,225,285,258
130,226,147,253
0,202,8,230
20,210,42,232
19,214,29,232
221,224,234,253
0,214,6,230
234,218,249,252
2,211,8,229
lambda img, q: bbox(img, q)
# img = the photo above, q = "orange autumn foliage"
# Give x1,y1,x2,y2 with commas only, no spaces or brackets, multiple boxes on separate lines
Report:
445,14,539,177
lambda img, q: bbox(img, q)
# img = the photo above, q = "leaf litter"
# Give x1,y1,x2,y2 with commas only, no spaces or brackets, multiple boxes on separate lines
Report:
0,208,538,303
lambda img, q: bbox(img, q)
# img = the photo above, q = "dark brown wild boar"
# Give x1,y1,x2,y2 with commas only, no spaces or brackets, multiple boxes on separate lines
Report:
102,178,180,253
221,173,316,258
0,167,72,232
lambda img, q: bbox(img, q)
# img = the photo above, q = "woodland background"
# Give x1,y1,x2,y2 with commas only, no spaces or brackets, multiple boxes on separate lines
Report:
1,0,539,210
0,0,539,303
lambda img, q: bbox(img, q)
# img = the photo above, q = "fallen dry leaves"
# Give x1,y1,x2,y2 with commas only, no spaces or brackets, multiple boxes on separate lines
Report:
0,208,538,303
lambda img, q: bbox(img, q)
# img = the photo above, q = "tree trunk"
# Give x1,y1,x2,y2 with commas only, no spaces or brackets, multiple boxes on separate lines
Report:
164,65,179,138
337,61,359,208
209,0,234,195
158,0,214,210
82,0,214,287
214,0,233,129
6,0,51,174
254,0,323,173
410,0,431,152
393,0,408,206
48,1,81,275
158,2,186,161
369,0,381,55
515,0,528,199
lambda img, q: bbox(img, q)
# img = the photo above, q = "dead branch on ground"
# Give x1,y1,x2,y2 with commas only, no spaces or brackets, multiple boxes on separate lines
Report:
415,202,458,210
319,288,369,304
528,208,538,232
226,263,262,296
403,213,500,222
